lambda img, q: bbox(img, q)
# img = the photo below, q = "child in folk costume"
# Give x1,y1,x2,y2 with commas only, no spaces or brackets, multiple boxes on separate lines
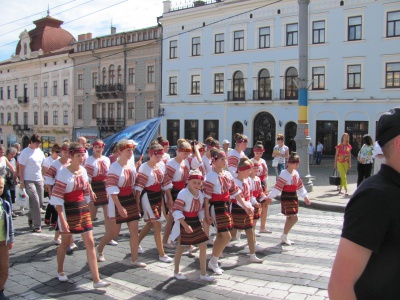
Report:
203,148,253,274
187,141,206,178
230,158,262,263
202,137,219,174
44,142,71,246
157,136,171,164
171,170,214,282
266,152,311,245
227,133,248,177
95,140,145,267
49,143,110,288
136,141,173,263
162,139,192,249
251,142,271,234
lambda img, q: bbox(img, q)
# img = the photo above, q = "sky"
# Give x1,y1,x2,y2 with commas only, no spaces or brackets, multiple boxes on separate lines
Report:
0,0,164,61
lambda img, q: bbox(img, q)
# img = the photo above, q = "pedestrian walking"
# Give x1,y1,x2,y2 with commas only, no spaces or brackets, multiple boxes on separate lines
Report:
308,142,314,165
272,134,289,178
4,148,18,218
356,134,374,187
315,140,323,165
334,133,352,195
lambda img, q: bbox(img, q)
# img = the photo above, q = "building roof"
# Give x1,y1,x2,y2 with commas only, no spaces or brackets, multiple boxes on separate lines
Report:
15,15,76,55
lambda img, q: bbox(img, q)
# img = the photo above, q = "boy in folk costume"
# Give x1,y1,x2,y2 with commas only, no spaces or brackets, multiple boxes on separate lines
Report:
171,170,214,282
266,152,311,245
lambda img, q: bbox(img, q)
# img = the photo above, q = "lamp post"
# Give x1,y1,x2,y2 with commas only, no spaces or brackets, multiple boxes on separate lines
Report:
294,0,313,192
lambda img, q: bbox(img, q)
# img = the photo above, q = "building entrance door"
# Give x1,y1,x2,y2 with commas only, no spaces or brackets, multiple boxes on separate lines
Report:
253,112,276,158
316,120,338,156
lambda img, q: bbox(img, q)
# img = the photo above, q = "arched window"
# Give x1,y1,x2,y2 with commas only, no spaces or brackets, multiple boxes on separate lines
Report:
102,67,107,84
109,65,115,85
285,67,298,100
233,71,245,100
23,43,27,55
231,121,244,146
117,65,122,84
258,69,271,100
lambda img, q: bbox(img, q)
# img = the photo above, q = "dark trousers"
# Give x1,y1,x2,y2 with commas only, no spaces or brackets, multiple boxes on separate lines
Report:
316,152,322,164
44,203,58,225
357,163,373,187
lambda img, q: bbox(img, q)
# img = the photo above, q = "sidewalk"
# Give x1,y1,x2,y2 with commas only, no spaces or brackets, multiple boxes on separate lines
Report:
267,157,361,213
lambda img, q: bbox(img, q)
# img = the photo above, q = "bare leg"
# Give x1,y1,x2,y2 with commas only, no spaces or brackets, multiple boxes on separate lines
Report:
260,202,268,230
89,202,98,221
81,231,101,283
138,222,153,243
283,214,298,235
126,220,139,262
212,231,232,257
198,242,207,276
245,228,255,254
57,234,71,273
253,220,258,243
202,220,210,238
97,221,121,253
153,221,166,257
174,239,185,274
162,213,174,244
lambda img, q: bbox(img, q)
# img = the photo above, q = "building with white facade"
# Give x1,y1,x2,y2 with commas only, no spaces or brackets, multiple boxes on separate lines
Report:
160,0,400,157
70,26,162,142
0,14,75,149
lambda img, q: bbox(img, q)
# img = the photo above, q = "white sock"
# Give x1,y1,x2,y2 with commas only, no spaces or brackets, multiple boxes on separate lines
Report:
250,253,257,258
210,256,218,264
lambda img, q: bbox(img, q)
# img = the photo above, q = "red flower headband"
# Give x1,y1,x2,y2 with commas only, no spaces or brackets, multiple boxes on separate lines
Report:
211,151,226,164
93,141,105,148
237,165,252,172
61,145,69,151
178,148,192,153
236,138,248,143
253,148,265,153
160,141,169,146
119,144,135,152
188,174,204,181
150,149,165,156
69,148,86,156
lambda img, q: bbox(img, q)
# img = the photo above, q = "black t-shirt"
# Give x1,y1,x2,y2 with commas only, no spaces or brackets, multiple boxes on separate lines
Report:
342,164,400,299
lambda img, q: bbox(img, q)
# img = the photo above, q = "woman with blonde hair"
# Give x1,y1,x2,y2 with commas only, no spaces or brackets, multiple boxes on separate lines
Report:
227,133,248,177
334,133,352,195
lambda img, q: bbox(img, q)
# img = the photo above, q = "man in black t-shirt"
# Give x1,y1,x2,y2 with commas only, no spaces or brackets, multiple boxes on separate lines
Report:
329,108,400,299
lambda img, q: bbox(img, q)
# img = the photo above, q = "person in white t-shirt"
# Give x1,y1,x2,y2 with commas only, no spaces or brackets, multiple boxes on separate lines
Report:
18,134,45,233
308,142,315,165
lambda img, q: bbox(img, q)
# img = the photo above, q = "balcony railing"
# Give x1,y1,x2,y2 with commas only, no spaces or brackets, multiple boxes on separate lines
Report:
13,124,21,131
96,118,124,132
13,124,32,133
227,90,245,101
17,96,29,105
280,88,298,100
170,0,222,12
253,89,272,101
95,84,124,99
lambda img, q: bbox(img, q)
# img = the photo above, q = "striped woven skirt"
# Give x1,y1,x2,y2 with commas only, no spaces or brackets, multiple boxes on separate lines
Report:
115,193,140,224
210,201,233,233
281,191,299,215
253,205,261,220
91,180,108,206
63,200,93,234
141,190,162,222
179,216,208,245
231,203,254,230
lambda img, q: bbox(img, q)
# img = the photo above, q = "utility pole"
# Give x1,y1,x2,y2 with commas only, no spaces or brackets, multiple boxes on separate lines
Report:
295,0,313,192
123,42,127,129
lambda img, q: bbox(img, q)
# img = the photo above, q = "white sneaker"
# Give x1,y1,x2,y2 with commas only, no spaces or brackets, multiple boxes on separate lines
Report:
53,238,61,245
259,228,272,234
200,274,215,282
159,255,173,263
108,240,118,246
57,272,68,282
69,243,78,250
93,280,111,288
254,231,261,237
254,243,265,253
138,245,144,254
174,272,186,280
250,254,263,263
96,246,106,262
208,260,224,275
207,239,215,246
131,260,147,268
236,231,242,243
280,234,294,245
163,243,176,249
188,245,199,254
226,241,235,248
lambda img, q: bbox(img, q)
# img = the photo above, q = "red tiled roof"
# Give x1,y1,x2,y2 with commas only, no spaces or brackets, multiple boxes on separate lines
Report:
16,15,76,55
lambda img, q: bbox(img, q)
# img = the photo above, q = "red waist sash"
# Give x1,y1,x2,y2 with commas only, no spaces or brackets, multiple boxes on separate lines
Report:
145,184,161,192
282,185,297,193
253,190,260,197
210,192,230,203
183,211,198,218
64,190,84,202
119,186,133,197
92,175,106,182
259,175,266,182
172,181,186,189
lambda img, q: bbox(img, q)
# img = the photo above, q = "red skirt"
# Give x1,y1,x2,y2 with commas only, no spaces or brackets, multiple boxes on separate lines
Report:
231,203,254,230
115,193,140,224
140,189,163,222
91,180,108,206
63,190,92,234
179,216,208,246
210,201,232,233
281,191,299,215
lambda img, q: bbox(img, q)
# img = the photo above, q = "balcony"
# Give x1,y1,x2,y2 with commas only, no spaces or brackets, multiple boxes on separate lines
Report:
280,88,298,100
13,124,32,135
95,84,124,99
13,124,21,131
96,118,124,132
227,91,245,101
170,0,221,12
253,89,272,101
18,96,29,105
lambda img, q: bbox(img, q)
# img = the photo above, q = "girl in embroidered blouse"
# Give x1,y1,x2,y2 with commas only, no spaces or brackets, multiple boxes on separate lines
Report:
49,143,110,288
334,133,352,195
171,169,214,281
227,133,248,177
267,152,310,246
95,140,145,267
157,136,171,164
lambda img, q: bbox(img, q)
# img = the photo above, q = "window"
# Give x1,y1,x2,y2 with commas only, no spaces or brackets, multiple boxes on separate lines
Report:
128,68,135,84
169,40,177,59
185,120,199,141
63,110,68,125
204,120,219,140
234,30,244,51
387,11,400,37
102,67,107,84
14,85,18,98
101,103,106,118
312,20,325,44
53,111,58,125
386,62,400,88
312,67,325,90
0,87,2,100
348,16,362,41
117,102,122,119
7,113,11,125
34,111,38,125
258,69,271,100
286,23,298,46
167,120,180,146
0,113,3,125
285,67,298,99
232,71,245,100
215,33,224,54
109,65,115,85
169,77,177,95
78,74,83,89
147,66,155,83
92,104,97,119
192,37,201,56
44,111,48,125
347,64,361,89
23,112,28,125
78,104,83,119
191,75,200,94
128,102,134,119
92,72,98,88
14,112,18,125
108,103,115,119
23,84,27,98
34,83,38,97
259,27,270,48
63,80,68,95
43,82,48,97
117,66,122,84
146,102,154,119
52,81,58,96
214,73,224,94
7,86,10,99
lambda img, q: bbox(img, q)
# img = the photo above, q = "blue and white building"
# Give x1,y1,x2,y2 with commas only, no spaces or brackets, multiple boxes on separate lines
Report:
160,0,400,157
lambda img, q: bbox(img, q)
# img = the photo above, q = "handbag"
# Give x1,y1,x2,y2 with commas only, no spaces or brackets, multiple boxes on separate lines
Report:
16,184,30,209
272,157,279,168
329,170,341,186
